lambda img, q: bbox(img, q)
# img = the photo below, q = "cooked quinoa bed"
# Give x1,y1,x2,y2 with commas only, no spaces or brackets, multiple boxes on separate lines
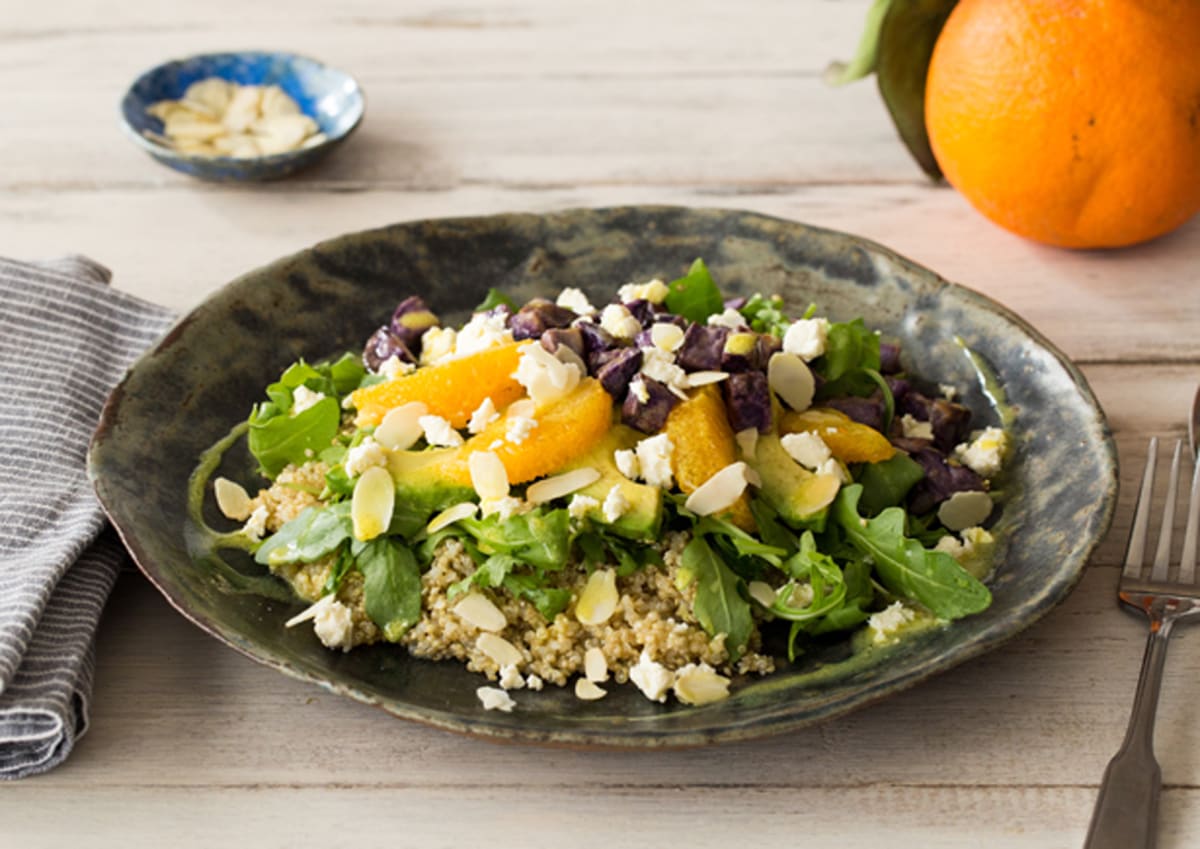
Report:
250,462,775,687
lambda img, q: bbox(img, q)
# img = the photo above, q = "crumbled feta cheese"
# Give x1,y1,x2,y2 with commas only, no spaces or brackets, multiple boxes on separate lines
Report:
514,342,582,405
312,597,356,652
614,448,640,481
618,279,669,304
467,397,500,434
568,494,600,520
379,355,415,379
939,383,958,401
780,431,832,470
936,526,997,579
480,495,526,521
629,377,651,404
900,414,934,441
505,414,538,445
290,385,326,416
476,686,517,712
345,435,387,477
419,415,464,447
242,504,269,541
525,674,544,691
599,303,642,340
782,317,829,362
634,433,675,489
419,326,458,365
498,664,526,690
707,307,747,330
868,601,917,645
816,457,849,484
629,651,675,703
556,287,596,316
640,346,688,391
954,426,1009,478
455,310,513,358
602,485,630,523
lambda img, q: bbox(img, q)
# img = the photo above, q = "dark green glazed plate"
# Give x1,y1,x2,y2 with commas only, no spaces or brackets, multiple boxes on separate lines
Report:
88,206,1117,747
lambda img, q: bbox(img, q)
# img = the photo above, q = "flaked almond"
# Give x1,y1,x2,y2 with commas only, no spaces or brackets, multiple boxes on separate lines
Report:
584,647,609,683
454,592,507,632
477,632,523,667
575,568,618,626
768,352,816,412
469,450,509,501
684,462,751,517
937,490,994,531
426,501,479,534
351,466,394,541
526,467,601,504
684,370,730,388
673,665,731,706
735,427,759,461
650,322,685,352
375,401,428,450
747,581,777,608
507,399,537,419
574,678,607,701
213,476,252,521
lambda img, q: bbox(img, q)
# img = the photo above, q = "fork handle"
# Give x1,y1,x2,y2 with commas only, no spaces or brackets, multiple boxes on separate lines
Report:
1083,619,1175,849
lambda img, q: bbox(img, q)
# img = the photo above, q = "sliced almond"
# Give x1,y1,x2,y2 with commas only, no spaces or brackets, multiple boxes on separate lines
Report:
735,427,759,461
477,633,523,667
747,581,777,608
684,462,751,517
375,401,429,450
260,84,302,117
574,678,607,701
213,477,252,521
253,114,319,153
768,352,816,412
351,466,394,541
673,666,731,706
526,467,601,505
163,113,225,141
507,398,537,420
650,322,685,352
221,85,263,132
584,647,609,683
426,502,479,534
469,450,510,501
183,78,234,115
575,568,618,626
685,370,730,388
937,490,994,532
453,592,507,632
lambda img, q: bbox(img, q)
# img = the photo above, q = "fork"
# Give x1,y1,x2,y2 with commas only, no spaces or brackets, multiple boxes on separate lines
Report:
1083,438,1200,849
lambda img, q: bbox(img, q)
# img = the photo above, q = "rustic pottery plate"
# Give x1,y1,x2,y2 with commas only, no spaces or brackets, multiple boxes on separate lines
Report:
88,206,1117,747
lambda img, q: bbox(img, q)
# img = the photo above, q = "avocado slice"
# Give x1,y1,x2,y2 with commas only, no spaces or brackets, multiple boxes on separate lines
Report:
563,425,663,539
748,433,841,528
387,446,476,516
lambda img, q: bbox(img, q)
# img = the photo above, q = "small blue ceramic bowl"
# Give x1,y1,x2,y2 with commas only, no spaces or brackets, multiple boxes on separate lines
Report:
120,51,364,181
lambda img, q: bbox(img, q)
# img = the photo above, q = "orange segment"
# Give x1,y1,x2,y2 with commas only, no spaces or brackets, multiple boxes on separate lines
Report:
779,407,895,464
664,385,755,532
351,341,528,428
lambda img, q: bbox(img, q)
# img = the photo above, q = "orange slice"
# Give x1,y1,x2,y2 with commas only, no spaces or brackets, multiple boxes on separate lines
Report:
779,407,895,464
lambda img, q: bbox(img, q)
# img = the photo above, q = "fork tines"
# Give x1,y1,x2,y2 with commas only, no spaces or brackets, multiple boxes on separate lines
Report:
1123,437,1200,587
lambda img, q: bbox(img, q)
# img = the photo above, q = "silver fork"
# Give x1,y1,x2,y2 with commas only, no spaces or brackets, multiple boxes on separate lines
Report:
1084,438,1200,849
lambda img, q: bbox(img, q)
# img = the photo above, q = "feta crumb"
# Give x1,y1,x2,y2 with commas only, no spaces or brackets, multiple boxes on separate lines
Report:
614,448,640,481
568,494,600,520
954,426,1009,478
480,495,527,521
707,307,747,330
379,355,415,379
618,278,669,304
290,385,326,416
629,651,675,703
868,601,917,645
525,674,544,691
455,310,513,358
936,526,997,579
629,376,650,404
782,317,829,362
634,433,675,489
312,597,356,652
419,415,464,447
602,485,630,523
242,504,269,542
515,342,582,405
640,346,688,391
900,414,934,441
467,397,500,434
498,664,526,690
556,286,596,316
939,383,958,401
345,435,387,477
419,326,458,365
817,457,849,484
781,431,832,470
505,414,538,445
599,303,642,340
476,686,517,712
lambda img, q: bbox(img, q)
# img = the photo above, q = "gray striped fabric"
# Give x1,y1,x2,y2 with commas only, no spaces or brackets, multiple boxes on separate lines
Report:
0,256,174,779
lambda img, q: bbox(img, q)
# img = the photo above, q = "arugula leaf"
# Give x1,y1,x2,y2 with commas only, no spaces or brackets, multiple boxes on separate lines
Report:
805,558,874,636
323,465,356,500
832,485,991,619
248,395,341,477
448,553,521,600
476,288,516,312
855,452,925,515
695,514,787,565
328,353,368,395
814,319,882,399
665,258,724,323
771,532,849,621
502,574,572,621
254,502,352,567
457,509,572,572
677,536,753,661
747,498,801,555
323,545,355,595
738,293,792,338
357,537,422,641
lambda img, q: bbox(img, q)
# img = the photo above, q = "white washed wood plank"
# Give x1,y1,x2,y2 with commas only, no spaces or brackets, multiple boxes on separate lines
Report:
0,186,1196,363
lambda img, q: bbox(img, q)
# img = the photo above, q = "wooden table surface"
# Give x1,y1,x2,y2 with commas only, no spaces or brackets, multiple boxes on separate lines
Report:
4,2,1200,846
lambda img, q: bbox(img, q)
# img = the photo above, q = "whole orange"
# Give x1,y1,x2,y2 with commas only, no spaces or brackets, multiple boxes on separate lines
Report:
925,0,1200,249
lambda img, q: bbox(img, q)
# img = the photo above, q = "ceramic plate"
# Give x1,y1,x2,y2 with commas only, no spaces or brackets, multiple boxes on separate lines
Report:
88,206,1117,746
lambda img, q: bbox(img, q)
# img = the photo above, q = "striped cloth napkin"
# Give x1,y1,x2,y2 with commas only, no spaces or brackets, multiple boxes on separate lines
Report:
0,256,174,779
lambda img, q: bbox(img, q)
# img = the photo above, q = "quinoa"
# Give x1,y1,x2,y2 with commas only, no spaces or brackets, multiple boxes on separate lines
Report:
248,461,329,532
